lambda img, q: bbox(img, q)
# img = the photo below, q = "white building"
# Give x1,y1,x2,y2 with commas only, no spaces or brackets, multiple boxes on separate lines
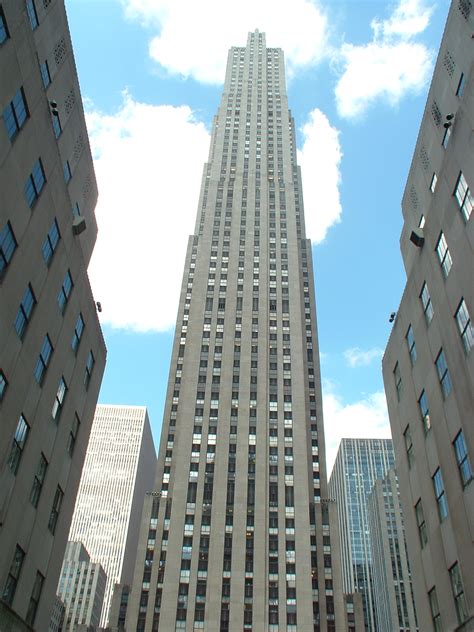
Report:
66,405,156,627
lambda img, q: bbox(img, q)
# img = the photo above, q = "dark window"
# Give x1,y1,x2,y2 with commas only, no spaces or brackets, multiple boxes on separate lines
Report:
48,485,63,533
435,349,451,398
3,88,28,141
453,430,473,487
0,369,7,401
26,0,38,29
404,425,414,468
84,351,95,388
8,414,29,474
428,587,442,632
406,325,416,364
454,171,473,222
0,6,9,43
63,160,72,182
25,158,46,207
420,282,434,324
0,221,17,275
449,562,469,624
2,545,25,604
42,219,60,265
393,362,402,401
34,334,53,385
418,390,430,432
67,413,81,457
40,60,51,88
30,454,48,507
415,499,427,547
455,298,474,352
71,313,85,353
57,270,73,313
52,112,61,138
14,284,36,339
435,232,452,278
52,376,67,421
456,72,465,97
432,467,448,520
25,572,44,626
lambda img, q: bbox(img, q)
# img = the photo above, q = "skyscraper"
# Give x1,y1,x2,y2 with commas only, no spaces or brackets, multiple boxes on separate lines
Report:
0,1,106,629
67,405,156,628
126,30,347,631
382,1,474,630
367,469,418,632
329,438,395,631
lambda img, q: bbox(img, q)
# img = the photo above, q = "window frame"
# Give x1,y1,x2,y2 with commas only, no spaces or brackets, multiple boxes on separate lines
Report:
432,467,448,521
52,376,67,421
14,283,36,339
418,390,431,433
3,87,29,141
415,499,427,547
67,413,80,457
456,72,465,97
0,369,8,401
34,334,53,385
25,571,44,626
454,171,473,222
42,219,60,265
48,485,64,534
1,221,17,276
420,282,434,325
25,158,46,208
7,414,30,474
30,453,48,508
453,430,473,488
26,0,39,30
57,270,73,314
435,349,452,399
405,325,417,364
403,425,414,468
2,545,25,605
428,587,442,632
84,350,95,389
435,231,452,278
393,362,402,401
71,313,85,353
0,6,9,44
449,562,469,624
455,298,474,353
39,59,51,88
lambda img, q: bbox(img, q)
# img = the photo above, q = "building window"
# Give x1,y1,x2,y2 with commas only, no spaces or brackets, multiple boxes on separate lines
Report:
25,572,44,626
42,218,60,265
415,499,427,547
39,60,51,88
456,72,465,97
48,485,64,534
418,390,430,432
26,0,39,29
34,334,53,385
1,221,17,276
84,350,95,388
2,545,25,605
453,430,473,488
428,587,442,632
430,172,437,192
52,376,67,421
51,112,62,138
449,563,468,624
435,232,452,278
442,125,451,148
0,6,9,43
403,426,414,468
57,270,73,313
3,87,29,141
63,160,72,183
405,325,416,364
0,369,8,401
30,454,48,507
455,298,474,353
67,413,80,457
432,468,448,521
71,313,84,353
7,414,29,474
14,284,36,339
420,282,434,324
454,172,473,222
435,349,451,398
25,159,46,208
393,362,402,401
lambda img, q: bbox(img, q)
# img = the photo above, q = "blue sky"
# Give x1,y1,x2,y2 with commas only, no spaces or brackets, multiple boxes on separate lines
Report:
66,0,449,472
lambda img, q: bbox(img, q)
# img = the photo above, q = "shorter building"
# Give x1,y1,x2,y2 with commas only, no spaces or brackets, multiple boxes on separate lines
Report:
56,541,106,631
368,469,418,632
329,438,395,632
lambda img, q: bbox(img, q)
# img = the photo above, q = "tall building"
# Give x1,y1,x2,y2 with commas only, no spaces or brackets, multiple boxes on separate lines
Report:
0,1,106,630
329,438,395,631
67,405,156,628
126,30,347,632
367,469,418,632
382,1,474,631
56,541,107,631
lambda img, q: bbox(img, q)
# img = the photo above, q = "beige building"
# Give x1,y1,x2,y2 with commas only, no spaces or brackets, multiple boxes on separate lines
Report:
382,1,474,631
0,1,106,630
126,31,347,631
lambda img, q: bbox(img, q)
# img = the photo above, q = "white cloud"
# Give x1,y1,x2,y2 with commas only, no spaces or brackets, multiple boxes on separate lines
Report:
122,0,328,83
86,93,210,332
334,0,434,119
344,346,383,368
322,385,391,476
298,109,343,244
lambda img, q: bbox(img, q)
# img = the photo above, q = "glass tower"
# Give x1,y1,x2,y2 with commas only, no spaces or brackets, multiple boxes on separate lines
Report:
126,31,345,631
